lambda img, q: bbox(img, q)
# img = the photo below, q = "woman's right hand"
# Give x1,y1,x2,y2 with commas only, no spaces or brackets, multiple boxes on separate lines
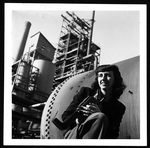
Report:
80,103,102,116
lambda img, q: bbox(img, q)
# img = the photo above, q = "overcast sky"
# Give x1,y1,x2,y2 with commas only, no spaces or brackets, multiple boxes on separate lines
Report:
10,4,144,65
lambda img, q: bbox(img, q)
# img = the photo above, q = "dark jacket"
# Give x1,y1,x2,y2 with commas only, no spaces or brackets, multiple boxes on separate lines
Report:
62,87,126,139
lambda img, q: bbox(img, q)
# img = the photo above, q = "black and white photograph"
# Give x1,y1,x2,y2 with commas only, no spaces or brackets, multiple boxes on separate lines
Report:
4,3,147,146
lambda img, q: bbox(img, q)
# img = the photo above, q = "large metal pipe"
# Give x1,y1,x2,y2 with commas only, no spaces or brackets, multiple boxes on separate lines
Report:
13,21,31,63
41,56,140,139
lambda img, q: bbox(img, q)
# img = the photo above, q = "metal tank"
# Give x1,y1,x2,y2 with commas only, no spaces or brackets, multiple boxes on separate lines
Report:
33,59,55,96
41,56,140,139
116,56,140,139
15,61,31,90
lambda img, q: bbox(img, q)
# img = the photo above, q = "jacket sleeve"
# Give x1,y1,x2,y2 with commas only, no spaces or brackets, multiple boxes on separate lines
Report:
107,102,126,138
61,87,91,122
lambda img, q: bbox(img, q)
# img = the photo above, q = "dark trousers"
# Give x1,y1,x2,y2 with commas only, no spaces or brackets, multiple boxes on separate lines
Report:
64,112,109,139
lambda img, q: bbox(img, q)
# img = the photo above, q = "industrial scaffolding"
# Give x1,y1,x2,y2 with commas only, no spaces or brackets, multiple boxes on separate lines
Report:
53,11,100,89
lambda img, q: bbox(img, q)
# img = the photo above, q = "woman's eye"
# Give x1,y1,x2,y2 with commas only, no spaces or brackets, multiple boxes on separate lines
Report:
99,74,103,77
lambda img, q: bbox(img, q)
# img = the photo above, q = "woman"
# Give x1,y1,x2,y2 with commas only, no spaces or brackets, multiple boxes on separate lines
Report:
62,64,126,139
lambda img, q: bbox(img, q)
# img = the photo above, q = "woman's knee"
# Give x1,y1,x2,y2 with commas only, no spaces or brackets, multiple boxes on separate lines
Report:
95,112,108,123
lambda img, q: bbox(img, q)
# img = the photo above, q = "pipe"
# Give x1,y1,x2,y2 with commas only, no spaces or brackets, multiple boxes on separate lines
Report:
14,21,31,63
87,11,95,55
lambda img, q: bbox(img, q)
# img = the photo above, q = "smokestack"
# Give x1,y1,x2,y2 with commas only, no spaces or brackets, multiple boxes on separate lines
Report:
13,21,31,63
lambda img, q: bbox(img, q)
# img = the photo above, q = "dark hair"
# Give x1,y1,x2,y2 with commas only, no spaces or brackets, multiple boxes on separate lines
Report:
91,64,126,99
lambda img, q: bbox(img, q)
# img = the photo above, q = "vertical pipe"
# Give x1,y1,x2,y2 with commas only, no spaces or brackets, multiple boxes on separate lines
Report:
87,11,95,55
14,21,31,63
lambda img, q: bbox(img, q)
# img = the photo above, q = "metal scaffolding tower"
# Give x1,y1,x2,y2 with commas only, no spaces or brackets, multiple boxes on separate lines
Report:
53,11,100,89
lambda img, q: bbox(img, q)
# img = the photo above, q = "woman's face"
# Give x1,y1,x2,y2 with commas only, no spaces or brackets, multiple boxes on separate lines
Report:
97,71,115,91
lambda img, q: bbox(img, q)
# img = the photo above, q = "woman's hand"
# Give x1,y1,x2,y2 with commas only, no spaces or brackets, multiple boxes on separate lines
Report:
80,103,101,116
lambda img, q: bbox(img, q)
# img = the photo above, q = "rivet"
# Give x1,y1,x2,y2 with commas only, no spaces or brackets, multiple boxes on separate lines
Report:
70,86,73,90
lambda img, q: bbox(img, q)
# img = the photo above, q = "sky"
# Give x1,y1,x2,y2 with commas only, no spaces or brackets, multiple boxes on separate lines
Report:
10,4,144,65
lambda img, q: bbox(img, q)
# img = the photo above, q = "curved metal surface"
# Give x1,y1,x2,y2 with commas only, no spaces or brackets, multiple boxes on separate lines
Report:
116,56,140,139
41,56,140,139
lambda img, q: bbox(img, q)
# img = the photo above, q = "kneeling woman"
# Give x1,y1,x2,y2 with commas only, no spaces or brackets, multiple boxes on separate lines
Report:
62,64,126,139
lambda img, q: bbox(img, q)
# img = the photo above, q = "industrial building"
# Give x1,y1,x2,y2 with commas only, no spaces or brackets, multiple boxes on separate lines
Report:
12,29,56,138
